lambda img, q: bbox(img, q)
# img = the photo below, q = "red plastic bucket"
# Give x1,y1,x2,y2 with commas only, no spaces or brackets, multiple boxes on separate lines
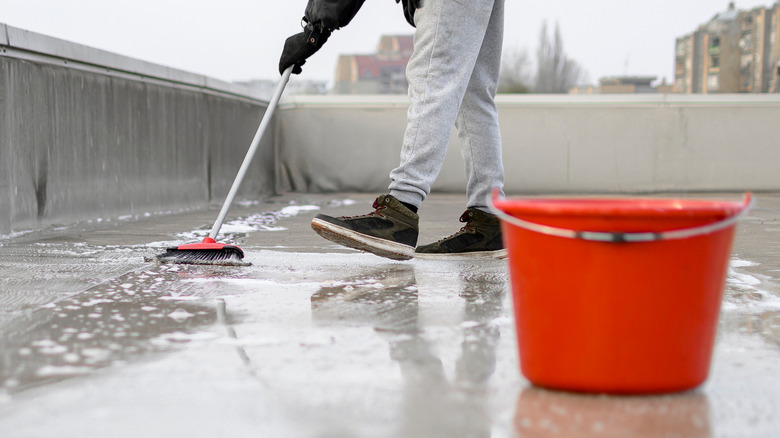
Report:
491,193,752,394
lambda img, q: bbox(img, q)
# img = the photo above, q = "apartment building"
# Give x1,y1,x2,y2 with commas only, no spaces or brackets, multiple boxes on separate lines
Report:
675,2,780,93
333,35,413,94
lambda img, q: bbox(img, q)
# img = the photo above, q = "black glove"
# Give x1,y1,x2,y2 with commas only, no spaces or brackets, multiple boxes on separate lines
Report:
396,0,422,27
279,25,331,75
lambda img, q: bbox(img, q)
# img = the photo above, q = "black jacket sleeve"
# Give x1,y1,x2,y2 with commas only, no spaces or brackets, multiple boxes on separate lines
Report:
304,0,367,32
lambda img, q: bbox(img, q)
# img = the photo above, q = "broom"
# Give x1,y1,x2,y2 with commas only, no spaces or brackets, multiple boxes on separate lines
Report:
154,66,294,266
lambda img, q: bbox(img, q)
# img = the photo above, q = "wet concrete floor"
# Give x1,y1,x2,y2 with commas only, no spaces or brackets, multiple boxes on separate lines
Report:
1,192,779,437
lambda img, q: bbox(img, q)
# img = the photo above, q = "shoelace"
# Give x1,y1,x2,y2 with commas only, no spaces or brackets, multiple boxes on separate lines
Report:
432,210,475,244
342,199,386,220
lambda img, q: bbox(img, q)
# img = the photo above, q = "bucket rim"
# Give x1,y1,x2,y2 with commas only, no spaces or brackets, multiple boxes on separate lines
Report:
492,196,748,218
489,192,753,243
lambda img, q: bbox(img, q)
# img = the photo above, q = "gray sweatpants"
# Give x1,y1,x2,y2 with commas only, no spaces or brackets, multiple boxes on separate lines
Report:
389,0,505,211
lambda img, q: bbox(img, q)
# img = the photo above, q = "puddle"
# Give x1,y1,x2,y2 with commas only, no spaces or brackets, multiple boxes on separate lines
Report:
0,242,148,332
0,200,332,395
311,265,420,332
722,257,780,312
310,262,508,387
720,257,780,348
0,266,218,393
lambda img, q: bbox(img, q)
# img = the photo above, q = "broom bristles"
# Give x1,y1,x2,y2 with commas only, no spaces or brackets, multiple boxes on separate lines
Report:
152,247,251,266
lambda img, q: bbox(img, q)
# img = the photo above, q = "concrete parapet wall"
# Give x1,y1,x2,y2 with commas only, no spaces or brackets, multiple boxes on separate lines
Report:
1,24,273,235
277,94,780,196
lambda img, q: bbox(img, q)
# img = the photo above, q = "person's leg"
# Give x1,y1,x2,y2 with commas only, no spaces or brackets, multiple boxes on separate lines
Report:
455,0,505,211
310,1,504,261
388,0,500,209
415,0,507,259
311,0,500,261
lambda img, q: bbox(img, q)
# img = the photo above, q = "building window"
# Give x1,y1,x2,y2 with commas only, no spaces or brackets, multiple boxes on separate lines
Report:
675,60,685,75
711,55,720,68
739,33,753,50
676,41,687,57
710,36,721,48
707,74,719,91
741,54,753,70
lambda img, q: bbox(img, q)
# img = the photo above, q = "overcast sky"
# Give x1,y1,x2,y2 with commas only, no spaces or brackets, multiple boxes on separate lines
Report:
0,1,773,86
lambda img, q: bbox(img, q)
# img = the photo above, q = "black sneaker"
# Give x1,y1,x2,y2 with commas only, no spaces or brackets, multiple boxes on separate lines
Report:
311,195,419,260
415,208,506,259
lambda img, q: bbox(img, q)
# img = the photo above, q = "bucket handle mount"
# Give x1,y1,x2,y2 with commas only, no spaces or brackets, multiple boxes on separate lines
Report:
488,192,753,243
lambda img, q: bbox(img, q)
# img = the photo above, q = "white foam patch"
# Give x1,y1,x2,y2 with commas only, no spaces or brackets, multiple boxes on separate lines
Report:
219,336,285,347
168,309,195,322
158,296,203,301
723,257,780,312
279,205,320,215
244,250,393,268
730,258,760,268
149,331,219,346
140,204,322,248
218,223,261,234
35,248,102,256
182,278,286,286
0,230,34,240
81,348,111,362
35,366,93,377
258,225,287,231
182,277,321,292
328,199,358,207
730,271,762,286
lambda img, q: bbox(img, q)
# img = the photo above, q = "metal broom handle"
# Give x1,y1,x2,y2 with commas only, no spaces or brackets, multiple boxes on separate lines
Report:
209,66,294,240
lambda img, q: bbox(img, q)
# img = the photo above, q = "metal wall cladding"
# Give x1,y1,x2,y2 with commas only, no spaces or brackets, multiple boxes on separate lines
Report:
0,57,272,235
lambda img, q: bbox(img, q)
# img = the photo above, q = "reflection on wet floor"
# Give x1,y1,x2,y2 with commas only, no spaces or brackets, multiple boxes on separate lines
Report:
721,310,780,347
0,242,147,327
759,311,780,345
311,262,507,438
513,387,711,437
721,258,780,348
0,266,217,393
311,265,420,332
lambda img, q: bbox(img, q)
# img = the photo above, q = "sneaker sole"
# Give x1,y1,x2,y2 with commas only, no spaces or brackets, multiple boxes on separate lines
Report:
414,249,508,260
311,218,415,261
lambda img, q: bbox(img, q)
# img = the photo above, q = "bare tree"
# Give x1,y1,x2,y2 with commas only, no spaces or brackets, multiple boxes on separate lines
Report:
534,21,583,93
498,47,532,93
